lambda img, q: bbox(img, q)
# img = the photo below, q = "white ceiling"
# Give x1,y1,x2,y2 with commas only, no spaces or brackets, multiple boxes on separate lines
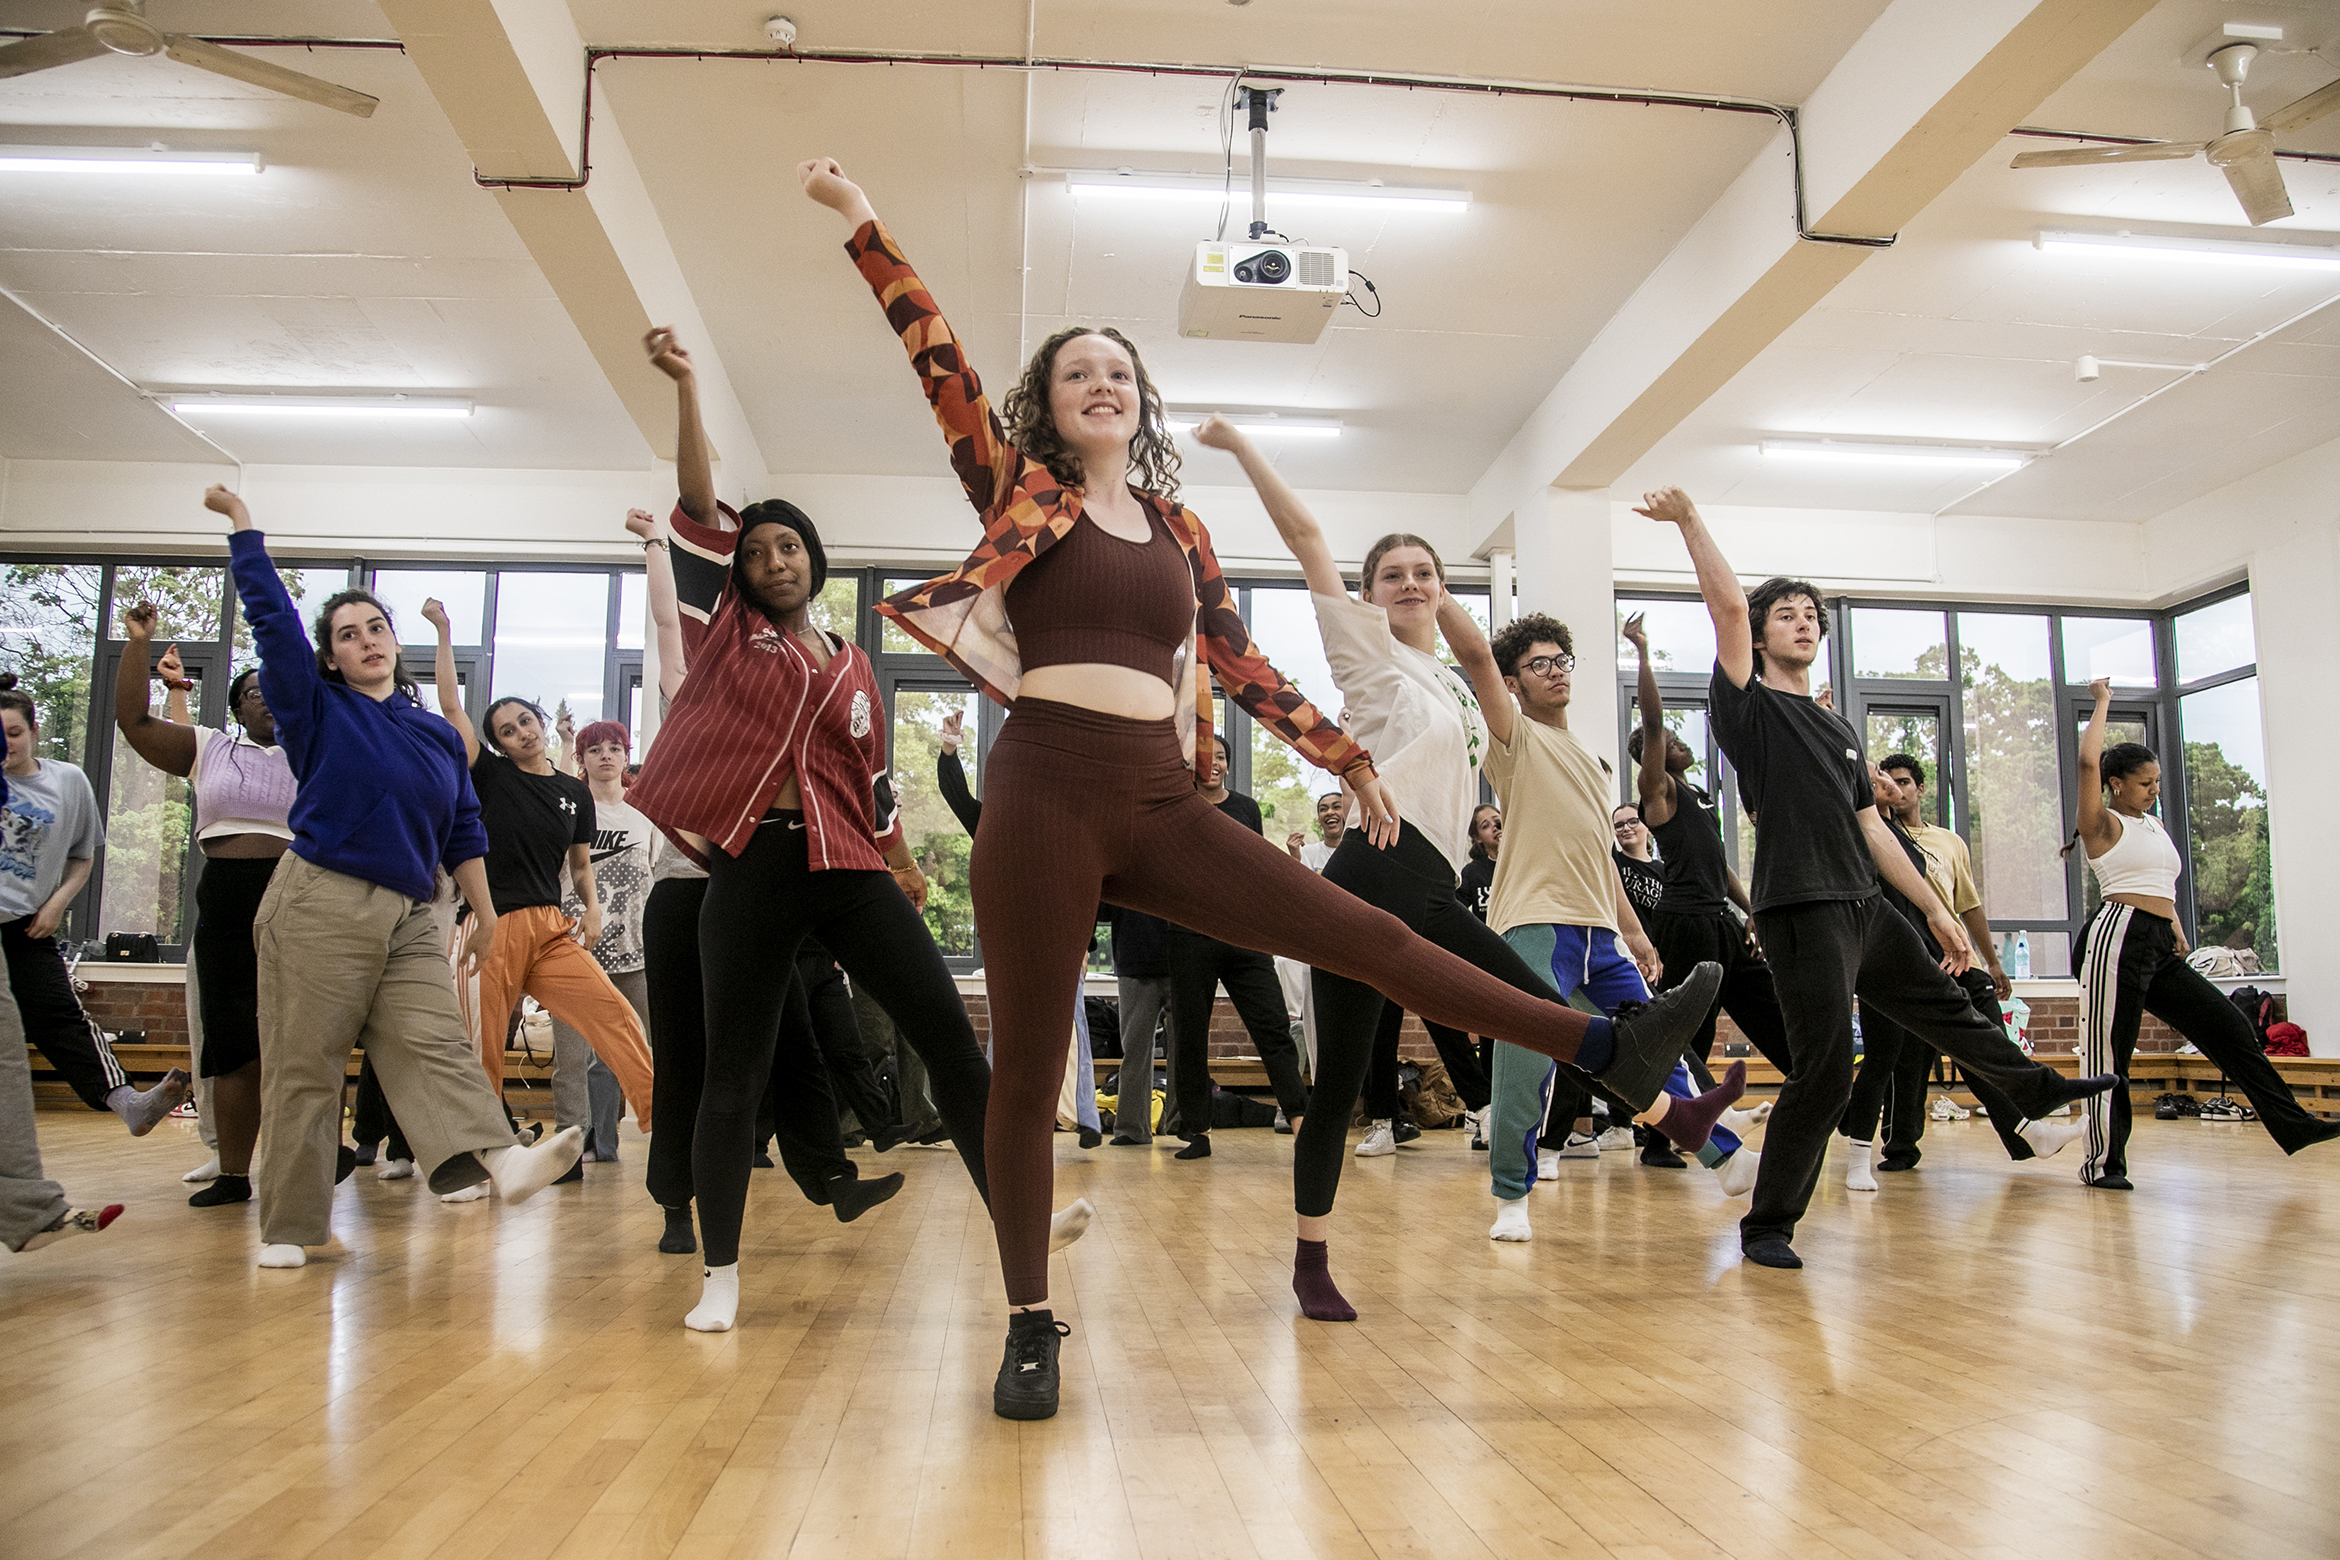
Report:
3,0,2339,530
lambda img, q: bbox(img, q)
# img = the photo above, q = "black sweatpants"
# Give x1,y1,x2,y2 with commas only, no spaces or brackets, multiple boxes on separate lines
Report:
1745,894,2074,1249
1165,926,1309,1131
1845,968,2031,1160
1642,906,1793,1073
793,943,894,1139
1,919,127,1110
351,1052,411,1163
1302,825,1602,1218
696,813,990,1268
2076,903,2330,1180
190,855,275,1076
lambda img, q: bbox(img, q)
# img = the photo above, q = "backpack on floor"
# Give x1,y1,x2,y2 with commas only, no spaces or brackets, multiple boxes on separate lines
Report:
1083,995,1122,1059
2229,985,2278,1049
1401,1056,1468,1128
1209,1086,1281,1129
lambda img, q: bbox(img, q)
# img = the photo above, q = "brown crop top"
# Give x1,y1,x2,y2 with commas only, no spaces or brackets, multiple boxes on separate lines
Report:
1005,510,1195,683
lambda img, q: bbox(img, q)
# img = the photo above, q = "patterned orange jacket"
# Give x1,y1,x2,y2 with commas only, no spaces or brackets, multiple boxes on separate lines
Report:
847,219,1374,781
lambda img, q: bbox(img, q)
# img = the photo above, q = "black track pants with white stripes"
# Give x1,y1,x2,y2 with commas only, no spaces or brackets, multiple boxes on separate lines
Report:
2,919,128,1111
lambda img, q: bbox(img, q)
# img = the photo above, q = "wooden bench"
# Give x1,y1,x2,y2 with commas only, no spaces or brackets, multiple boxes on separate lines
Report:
29,1042,565,1122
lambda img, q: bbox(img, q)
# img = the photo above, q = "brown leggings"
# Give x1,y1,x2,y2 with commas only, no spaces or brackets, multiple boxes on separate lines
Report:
973,699,1598,1304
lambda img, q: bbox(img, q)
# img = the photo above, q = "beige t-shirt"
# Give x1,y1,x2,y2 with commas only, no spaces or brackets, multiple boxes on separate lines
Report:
1482,717,1617,936
1908,821,1981,917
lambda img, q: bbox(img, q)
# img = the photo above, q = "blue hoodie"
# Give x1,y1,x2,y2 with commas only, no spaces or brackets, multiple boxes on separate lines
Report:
228,530,488,903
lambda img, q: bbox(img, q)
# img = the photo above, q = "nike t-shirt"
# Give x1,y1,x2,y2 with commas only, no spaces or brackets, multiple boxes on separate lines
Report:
1708,664,1877,913
562,795,652,973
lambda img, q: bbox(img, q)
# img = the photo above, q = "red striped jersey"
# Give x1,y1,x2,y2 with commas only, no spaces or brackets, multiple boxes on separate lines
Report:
628,501,900,871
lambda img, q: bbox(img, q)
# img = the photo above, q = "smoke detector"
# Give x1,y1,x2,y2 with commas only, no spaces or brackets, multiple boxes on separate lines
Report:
764,15,797,48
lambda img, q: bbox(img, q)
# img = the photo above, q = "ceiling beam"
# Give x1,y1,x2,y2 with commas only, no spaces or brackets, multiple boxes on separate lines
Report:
1465,0,2158,553
374,0,767,489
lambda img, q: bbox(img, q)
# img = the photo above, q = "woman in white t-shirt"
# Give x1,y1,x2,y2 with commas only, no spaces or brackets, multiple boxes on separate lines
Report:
1194,417,1728,1324
554,719,655,1167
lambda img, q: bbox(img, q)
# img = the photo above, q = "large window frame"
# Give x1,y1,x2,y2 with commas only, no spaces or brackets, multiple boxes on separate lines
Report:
1614,581,2264,974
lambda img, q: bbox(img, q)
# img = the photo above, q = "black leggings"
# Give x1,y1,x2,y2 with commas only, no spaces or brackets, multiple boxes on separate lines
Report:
1,919,126,1110
1641,907,1793,1073
1300,825,1596,1219
1165,927,1308,1130
1843,968,2031,1158
2076,903,2328,1179
191,855,275,1076
351,1052,411,1162
695,815,990,1268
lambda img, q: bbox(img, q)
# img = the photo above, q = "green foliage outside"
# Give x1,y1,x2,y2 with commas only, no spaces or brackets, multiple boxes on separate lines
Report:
1955,646,2067,929
889,689,979,958
2184,737,2276,964
2,563,102,765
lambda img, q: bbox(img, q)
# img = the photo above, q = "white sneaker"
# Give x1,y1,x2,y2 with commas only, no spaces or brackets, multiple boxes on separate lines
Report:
1556,1131,1600,1159
1928,1095,1971,1121
1596,1126,1635,1152
1717,1146,1761,1198
1488,1197,1532,1242
1464,1106,1488,1150
2018,1117,2084,1158
1355,1121,1397,1158
1536,1150,1559,1181
181,1155,221,1184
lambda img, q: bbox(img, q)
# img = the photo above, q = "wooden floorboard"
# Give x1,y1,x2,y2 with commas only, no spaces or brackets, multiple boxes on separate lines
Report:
2,1110,2336,1559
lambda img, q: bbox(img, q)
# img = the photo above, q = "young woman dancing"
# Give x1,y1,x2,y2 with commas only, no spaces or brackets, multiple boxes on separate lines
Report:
422,610,657,1169
803,155,1718,1418
113,606,297,1207
2070,678,2337,1188
628,328,1066,1337
209,486,582,1266
1194,417,1734,1302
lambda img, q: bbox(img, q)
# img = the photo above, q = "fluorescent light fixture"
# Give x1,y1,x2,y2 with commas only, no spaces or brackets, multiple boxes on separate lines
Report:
2036,229,2340,271
1760,437,2031,469
165,393,473,419
1166,411,1343,438
0,145,261,177
1065,168,1469,214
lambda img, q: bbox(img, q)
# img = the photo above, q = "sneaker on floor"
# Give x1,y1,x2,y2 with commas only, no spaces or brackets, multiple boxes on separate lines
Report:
1355,1121,1397,1158
1596,1125,1636,1152
1638,1133,1687,1169
1488,1197,1532,1242
1928,1095,1970,1122
352,1143,377,1167
994,1310,1071,1421
1556,1131,1600,1159
1742,1236,1802,1270
2199,1097,2254,1123
1877,1150,1921,1172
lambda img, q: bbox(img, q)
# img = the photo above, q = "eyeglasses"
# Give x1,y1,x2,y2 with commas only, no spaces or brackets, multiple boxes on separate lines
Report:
1518,653,1575,678
1611,818,1640,832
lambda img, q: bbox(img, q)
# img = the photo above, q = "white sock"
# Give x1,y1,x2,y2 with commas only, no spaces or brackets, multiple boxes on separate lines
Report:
1488,1197,1532,1242
377,1158,414,1181
1048,1198,1093,1254
182,1156,221,1184
1717,1146,1761,1197
257,1242,307,1268
1844,1139,1878,1192
686,1263,740,1333
438,1183,487,1203
2018,1117,2084,1158
483,1126,584,1204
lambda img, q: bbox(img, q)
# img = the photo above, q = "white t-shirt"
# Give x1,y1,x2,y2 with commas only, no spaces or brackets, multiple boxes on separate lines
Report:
562,796,653,974
1298,840,1335,872
1313,591,1487,873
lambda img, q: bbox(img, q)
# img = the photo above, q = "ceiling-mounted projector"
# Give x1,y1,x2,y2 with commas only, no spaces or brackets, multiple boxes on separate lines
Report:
1178,241,1350,343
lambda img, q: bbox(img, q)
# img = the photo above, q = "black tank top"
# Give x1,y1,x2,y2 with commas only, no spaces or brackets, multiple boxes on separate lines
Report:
1006,510,1193,684
1648,778,1732,914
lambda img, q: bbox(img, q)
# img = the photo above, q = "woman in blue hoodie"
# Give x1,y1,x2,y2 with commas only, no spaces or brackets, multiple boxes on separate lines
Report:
212,485,582,1268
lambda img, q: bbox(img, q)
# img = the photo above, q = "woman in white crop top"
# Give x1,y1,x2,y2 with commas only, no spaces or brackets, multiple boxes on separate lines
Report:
2068,677,2335,1188
114,603,298,1209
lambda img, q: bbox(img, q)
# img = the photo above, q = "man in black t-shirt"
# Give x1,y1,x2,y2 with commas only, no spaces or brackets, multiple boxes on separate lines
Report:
1638,486,2115,1270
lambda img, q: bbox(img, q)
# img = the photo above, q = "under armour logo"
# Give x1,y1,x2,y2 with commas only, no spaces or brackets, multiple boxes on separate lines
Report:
1844,749,1857,761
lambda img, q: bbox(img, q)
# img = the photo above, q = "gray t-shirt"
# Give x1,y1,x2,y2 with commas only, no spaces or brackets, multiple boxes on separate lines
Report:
0,759,104,923
562,796,652,974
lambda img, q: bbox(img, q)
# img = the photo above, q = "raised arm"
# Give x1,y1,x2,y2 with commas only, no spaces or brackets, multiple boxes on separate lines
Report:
1622,612,1677,826
2074,676,2119,857
211,486,325,735
114,604,199,777
644,328,716,526
419,597,478,764
1441,594,1516,749
157,642,194,726
804,157,1013,517
627,507,688,697
937,710,982,836
1192,416,1346,599
1635,487,1751,689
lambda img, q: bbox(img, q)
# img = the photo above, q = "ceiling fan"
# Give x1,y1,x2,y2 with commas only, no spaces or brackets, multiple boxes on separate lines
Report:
2010,42,2338,226
0,2,377,117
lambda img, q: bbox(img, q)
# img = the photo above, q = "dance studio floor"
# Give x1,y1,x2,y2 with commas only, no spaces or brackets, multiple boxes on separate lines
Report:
5,1109,2336,1560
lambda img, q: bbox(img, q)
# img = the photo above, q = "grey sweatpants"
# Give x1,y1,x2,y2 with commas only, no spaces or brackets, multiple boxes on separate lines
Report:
185,948,218,1152
0,982,71,1250
1113,974,1170,1142
254,854,519,1247
553,965,646,1160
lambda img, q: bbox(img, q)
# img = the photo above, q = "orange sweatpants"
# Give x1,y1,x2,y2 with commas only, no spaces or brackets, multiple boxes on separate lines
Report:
457,903,654,1134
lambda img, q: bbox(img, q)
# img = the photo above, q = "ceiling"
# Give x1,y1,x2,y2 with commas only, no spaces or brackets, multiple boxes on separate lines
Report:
2,0,2338,531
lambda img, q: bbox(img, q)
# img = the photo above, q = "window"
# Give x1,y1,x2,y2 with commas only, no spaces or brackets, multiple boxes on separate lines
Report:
236,566,352,663
889,685,981,960
98,663,195,944
492,573,613,726
1957,613,2064,932
111,565,224,643
0,563,102,765
879,578,933,654
1235,586,1335,838
617,572,647,651
2175,594,2254,683
1614,597,1716,673
2061,616,2156,687
1850,607,1946,680
807,575,862,641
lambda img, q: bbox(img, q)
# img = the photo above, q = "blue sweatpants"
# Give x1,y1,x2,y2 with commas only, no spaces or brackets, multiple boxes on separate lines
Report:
1491,923,1738,1200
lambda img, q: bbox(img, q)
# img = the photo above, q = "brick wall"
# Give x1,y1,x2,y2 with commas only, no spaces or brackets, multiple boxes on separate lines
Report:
77,977,189,1048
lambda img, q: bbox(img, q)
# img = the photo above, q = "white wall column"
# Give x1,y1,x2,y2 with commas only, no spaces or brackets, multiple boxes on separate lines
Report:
1514,487,1621,783
2250,531,2340,1052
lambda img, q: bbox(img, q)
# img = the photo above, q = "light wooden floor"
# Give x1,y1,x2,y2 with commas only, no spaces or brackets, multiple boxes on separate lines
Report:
5,1109,2338,1560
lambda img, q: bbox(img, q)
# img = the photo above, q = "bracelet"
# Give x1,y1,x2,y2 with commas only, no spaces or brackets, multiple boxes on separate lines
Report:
641,537,666,550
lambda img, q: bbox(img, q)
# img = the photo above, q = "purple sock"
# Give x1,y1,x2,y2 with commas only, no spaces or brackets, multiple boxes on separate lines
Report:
1660,1060,1747,1153
1293,1239,1356,1322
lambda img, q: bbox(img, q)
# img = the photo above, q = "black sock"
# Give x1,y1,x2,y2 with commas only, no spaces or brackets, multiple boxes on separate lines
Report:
1743,1236,1803,1269
189,1174,251,1208
1174,1136,1212,1160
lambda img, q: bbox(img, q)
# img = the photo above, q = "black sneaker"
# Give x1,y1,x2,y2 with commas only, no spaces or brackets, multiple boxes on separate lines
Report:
1392,1119,1421,1145
994,1309,1072,1420
2154,1093,2183,1120
1597,962,1724,1110
2199,1097,2255,1123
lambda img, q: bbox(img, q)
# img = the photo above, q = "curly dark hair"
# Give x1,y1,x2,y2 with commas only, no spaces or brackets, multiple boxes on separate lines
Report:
1001,325,1181,504
1489,612,1574,680
1745,577,1829,666
1879,753,1926,788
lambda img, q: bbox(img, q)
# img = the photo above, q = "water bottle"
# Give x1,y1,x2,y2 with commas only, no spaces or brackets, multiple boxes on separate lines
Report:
2012,930,2031,981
